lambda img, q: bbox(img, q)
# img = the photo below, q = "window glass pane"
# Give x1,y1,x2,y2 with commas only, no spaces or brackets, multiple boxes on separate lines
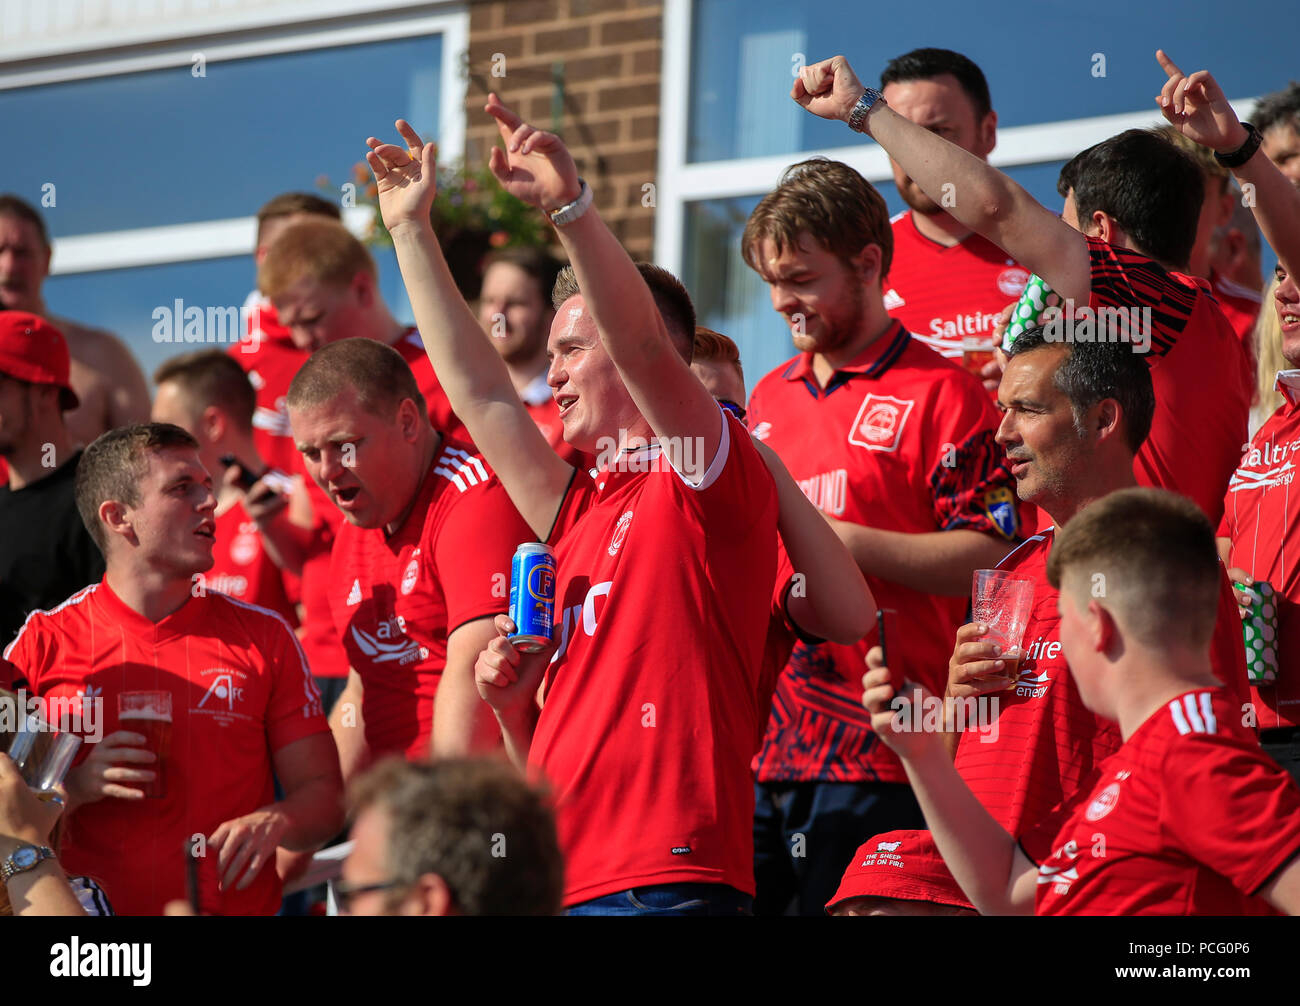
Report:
42,245,414,389
0,35,442,238
688,0,1287,163
683,162,1067,388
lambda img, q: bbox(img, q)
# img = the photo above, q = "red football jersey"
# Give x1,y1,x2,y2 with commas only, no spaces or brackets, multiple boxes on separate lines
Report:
3,579,328,916
329,440,526,761
956,529,1252,835
1211,270,1263,364
1022,688,1300,915
533,413,778,905
1086,238,1252,526
1221,374,1300,729
204,483,297,626
884,211,1029,359
748,322,1021,783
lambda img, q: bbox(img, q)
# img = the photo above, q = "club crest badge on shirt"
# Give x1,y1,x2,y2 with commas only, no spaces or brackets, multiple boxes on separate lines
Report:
848,394,914,453
981,486,1020,539
608,511,634,557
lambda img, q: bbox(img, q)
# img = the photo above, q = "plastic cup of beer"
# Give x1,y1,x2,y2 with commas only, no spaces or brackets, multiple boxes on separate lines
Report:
971,569,1036,687
961,337,996,377
118,691,172,799
28,730,82,799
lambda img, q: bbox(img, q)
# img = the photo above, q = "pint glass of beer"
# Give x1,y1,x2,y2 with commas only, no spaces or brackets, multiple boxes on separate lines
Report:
971,570,1036,686
118,691,172,799
960,337,996,377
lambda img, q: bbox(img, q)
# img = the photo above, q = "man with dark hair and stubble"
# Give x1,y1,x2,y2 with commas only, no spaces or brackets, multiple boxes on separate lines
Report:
791,53,1253,529
1254,81,1300,188
0,195,149,450
876,48,1029,384
741,156,1023,915
830,329,1251,914
3,423,342,916
336,757,563,916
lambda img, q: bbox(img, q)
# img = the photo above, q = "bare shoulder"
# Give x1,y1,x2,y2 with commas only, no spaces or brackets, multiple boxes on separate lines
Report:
49,315,140,372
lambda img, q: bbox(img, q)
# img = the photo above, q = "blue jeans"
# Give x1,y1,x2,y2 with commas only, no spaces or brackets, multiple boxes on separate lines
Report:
565,883,753,916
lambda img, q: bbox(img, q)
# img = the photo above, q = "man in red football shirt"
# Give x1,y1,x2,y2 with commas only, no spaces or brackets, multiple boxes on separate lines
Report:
864,488,1300,916
833,330,1251,913
286,338,528,772
876,48,1027,377
740,157,1022,914
367,98,780,914
150,350,297,627
2,423,342,915
793,53,1253,528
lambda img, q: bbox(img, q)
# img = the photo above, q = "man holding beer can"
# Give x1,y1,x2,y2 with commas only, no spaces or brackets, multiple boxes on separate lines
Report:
2,423,343,915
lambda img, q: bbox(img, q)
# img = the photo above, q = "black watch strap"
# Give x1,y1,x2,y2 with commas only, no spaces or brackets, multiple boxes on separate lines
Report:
1214,122,1263,169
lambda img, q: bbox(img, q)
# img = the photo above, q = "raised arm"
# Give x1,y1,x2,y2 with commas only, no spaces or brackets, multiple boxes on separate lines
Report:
482,96,725,481
366,122,572,538
793,55,1092,304
862,658,1037,915
1155,50,1300,277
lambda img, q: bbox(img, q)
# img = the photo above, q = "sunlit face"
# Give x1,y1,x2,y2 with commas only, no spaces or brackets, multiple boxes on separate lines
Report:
996,345,1093,511
1262,123,1300,188
755,234,871,357
117,447,217,577
479,262,555,366
881,75,996,216
290,384,422,531
1273,263,1300,368
0,215,49,311
273,274,373,352
0,374,35,456
150,381,221,477
546,295,642,454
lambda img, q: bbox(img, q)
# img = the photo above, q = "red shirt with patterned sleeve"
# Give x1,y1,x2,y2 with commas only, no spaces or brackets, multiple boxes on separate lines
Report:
533,411,778,906
3,579,328,916
748,322,1021,784
328,440,527,761
1021,688,1300,916
1085,237,1252,526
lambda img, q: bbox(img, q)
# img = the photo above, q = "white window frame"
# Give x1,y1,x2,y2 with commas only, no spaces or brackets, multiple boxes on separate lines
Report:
655,0,1256,276
0,3,468,275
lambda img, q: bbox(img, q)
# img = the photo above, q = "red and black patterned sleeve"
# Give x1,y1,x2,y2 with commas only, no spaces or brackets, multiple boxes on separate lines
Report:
926,382,1021,542
1085,236,1191,359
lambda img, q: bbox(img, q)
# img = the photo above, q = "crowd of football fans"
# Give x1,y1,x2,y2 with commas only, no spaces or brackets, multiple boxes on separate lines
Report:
2,45,1300,917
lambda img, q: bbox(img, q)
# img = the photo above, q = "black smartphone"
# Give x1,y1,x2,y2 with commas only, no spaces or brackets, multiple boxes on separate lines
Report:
876,607,906,693
219,453,265,492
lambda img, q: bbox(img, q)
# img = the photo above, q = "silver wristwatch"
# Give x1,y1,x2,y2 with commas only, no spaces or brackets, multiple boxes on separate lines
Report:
848,87,886,134
548,180,593,227
1,843,55,883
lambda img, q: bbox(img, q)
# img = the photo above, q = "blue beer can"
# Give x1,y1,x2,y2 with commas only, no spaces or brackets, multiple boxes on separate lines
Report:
509,542,556,652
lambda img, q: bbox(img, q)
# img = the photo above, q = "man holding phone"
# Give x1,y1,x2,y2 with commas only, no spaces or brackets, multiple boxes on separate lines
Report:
152,350,299,627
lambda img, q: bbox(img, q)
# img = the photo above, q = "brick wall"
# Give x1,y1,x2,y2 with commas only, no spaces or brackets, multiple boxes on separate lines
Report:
463,0,663,261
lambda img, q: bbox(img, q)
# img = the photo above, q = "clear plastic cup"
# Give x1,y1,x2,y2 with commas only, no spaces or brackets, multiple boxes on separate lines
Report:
971,569,1036,686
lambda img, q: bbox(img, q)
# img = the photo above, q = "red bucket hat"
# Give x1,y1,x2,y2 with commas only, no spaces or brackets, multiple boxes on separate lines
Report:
826,829,975,913
0,312,79,410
